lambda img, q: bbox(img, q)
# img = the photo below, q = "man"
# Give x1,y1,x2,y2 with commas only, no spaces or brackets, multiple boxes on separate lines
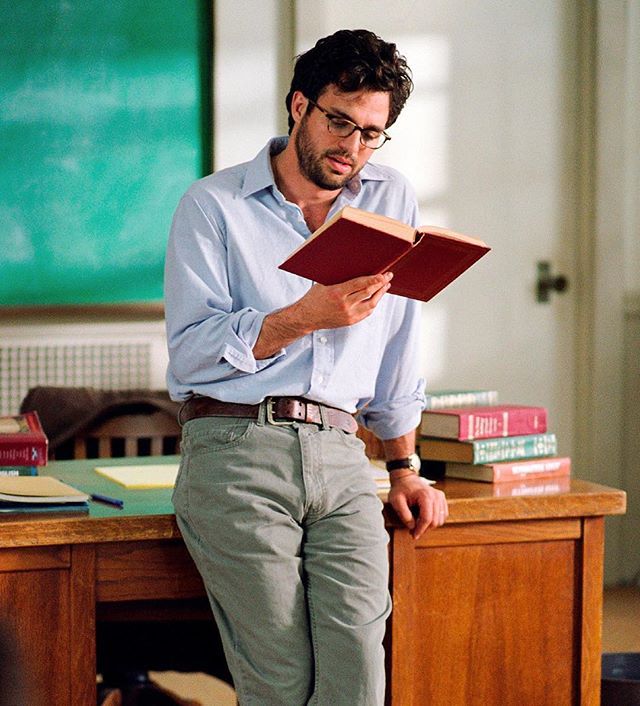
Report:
164,28,448,706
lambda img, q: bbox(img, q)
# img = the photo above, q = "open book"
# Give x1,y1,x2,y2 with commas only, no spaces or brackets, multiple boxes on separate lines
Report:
279,206,490,303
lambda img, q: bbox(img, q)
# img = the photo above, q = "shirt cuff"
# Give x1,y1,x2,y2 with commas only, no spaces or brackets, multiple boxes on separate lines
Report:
358,382,426,441
221,309,285,374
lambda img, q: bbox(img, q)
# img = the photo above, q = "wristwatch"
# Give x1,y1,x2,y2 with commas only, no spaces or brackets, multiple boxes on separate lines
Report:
386,453,421,474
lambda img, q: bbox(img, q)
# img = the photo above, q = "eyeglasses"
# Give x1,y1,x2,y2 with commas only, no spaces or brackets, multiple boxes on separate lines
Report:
307,99,391,150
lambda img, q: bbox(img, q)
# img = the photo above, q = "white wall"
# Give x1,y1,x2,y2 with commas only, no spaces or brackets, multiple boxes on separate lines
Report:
596,0,640,584
213,0,292,169
622,1,640,294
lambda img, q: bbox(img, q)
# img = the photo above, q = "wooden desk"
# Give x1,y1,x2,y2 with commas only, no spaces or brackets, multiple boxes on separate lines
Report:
0,458,625,706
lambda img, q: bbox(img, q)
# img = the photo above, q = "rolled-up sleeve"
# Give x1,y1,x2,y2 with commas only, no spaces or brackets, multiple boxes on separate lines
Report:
164,194,285,391
357,297,425,440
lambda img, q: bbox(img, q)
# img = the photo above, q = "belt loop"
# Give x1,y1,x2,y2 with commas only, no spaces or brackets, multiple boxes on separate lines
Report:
178,401,188,427
257,399,268,427
318,403,330,431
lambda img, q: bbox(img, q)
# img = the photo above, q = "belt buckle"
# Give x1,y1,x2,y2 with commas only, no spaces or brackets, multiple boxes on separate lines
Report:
265,397,296,426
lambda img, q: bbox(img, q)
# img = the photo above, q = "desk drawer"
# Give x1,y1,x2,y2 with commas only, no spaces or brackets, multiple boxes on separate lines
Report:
96,539,205,602
0,544,70,572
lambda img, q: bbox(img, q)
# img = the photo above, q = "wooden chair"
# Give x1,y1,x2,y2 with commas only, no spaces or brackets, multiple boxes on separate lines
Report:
68,410,181,460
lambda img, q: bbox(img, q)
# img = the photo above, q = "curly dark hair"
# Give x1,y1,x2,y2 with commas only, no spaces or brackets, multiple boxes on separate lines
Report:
285,29,413,134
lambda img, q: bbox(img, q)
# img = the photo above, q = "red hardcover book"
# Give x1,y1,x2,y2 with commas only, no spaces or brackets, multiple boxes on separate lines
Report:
490,476,572,497
0,412,48,466
420,404,547,440
444,456,571,483
278,206,490,303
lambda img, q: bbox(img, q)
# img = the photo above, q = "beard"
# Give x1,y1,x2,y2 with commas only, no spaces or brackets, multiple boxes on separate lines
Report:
294,116,360,191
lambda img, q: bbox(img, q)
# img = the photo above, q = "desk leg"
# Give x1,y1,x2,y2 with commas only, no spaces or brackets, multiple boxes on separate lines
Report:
580,517,604,706
70,544,97,706
387,528,416,706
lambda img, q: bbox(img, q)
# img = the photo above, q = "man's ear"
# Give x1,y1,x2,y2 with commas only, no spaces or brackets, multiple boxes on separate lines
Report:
289,91,309,126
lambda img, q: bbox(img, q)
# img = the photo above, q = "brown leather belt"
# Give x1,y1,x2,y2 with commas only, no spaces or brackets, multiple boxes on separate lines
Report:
179,396,358,434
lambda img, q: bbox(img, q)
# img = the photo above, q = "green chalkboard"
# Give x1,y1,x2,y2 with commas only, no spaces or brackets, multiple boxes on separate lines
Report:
0,0,211,307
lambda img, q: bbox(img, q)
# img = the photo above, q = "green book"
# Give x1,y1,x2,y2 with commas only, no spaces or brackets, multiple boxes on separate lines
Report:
419,433,558,464
424,389,498,410
0,466,39,476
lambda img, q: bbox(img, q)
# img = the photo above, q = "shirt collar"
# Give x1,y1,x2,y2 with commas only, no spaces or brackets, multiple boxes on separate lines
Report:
240,137,392,199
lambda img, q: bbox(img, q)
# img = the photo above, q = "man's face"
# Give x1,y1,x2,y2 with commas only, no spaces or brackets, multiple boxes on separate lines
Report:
292,86,391,192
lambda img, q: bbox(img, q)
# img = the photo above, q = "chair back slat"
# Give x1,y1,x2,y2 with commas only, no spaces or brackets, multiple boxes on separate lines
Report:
57,411,180,460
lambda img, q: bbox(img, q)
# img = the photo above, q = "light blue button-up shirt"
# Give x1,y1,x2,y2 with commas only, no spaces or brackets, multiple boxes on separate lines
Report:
164,137,425,440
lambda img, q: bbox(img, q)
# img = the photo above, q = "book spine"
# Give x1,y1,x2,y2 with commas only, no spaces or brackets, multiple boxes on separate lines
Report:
470,433,557,464
491,477,572,497
491,457,571,482
0,466,39,476
459,408,546,440
0,443,48,466
424,390,498,410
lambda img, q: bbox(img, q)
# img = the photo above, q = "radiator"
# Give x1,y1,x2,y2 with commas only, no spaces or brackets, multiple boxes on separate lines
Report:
0,321,169,416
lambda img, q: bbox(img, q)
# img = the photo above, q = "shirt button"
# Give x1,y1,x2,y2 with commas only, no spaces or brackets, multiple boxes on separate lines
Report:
317,376,324,384
319,335,327,344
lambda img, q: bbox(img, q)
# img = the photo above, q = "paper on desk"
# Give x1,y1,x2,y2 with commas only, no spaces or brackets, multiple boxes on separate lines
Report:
94,464,180,489
94,461,433,492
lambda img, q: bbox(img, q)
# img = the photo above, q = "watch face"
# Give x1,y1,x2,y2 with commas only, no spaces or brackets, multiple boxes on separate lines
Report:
408,453,421,472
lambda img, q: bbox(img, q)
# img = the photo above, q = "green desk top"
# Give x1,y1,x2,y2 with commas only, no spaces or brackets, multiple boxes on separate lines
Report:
48,455,181,519
0,457,184,549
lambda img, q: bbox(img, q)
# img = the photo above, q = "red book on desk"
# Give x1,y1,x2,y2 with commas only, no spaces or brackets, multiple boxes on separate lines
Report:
420,405,548,440
443,456,571,483
0,411,48,466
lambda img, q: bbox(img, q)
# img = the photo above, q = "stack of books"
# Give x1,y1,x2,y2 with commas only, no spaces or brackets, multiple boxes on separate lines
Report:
0,411,48,477
418,390,571,487
0,411,90,513
0,475,90,514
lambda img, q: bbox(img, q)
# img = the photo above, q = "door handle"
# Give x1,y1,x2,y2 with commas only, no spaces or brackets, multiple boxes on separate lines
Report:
536,261,568,303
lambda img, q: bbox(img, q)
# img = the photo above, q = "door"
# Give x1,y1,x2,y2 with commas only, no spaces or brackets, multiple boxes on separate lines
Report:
296,1,580,459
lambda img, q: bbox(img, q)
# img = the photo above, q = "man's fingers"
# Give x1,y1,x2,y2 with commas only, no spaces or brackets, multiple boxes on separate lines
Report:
302,272,393,329
412,491,449,539
342,271,393,298
391,494,416,531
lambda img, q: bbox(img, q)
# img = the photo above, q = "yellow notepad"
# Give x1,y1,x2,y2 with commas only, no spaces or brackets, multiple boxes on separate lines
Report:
94,464,180,489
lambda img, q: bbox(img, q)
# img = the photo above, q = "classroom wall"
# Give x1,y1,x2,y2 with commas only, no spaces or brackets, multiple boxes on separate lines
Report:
1,0,638,584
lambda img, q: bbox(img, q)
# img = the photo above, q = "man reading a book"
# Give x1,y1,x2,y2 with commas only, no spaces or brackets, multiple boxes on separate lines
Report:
165,28,448,706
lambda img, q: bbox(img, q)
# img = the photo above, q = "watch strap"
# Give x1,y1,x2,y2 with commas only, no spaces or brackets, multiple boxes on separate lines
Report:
386,457,417,472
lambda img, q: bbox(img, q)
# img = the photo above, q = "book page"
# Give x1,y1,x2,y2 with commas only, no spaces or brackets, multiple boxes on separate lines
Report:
416,226,488,248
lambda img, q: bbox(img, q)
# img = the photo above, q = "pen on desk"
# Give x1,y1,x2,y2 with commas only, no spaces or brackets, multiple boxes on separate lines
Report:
91,493,124,508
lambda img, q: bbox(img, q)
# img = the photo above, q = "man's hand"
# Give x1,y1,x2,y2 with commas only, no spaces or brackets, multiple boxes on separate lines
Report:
254,272,393,359
295,272,393,330
387,472,448,540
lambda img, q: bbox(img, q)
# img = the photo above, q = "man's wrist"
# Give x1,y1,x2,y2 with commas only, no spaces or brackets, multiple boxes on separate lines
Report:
254,305,312,359
389,468,419,483
385,452,421,474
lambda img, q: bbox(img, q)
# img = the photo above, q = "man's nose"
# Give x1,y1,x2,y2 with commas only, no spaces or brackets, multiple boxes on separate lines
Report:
337,130,363,153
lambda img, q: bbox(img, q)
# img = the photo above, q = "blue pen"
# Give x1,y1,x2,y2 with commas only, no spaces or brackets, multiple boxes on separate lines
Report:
91,493,124,508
